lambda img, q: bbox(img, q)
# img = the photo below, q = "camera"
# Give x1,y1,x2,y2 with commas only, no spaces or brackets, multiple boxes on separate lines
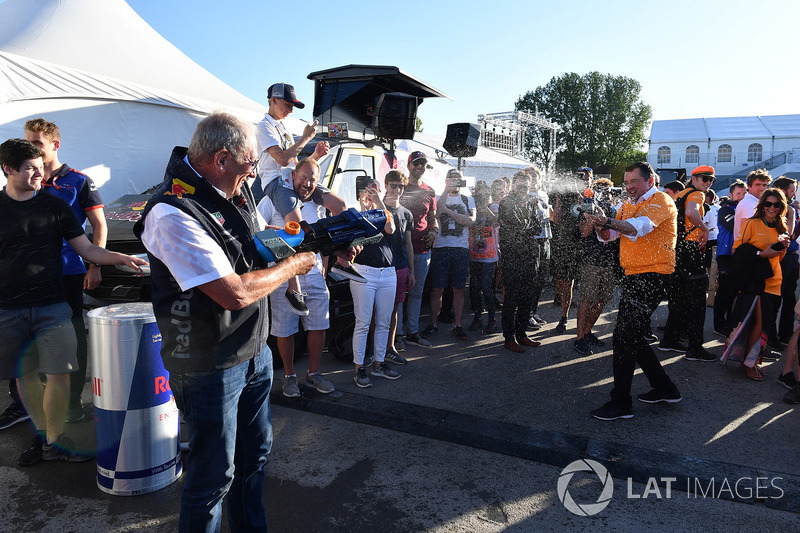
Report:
451,178,467,188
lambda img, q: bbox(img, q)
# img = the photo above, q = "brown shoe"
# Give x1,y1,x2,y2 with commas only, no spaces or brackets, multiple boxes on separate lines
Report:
744,365,763,381
516,336,541,347
504,340,524,353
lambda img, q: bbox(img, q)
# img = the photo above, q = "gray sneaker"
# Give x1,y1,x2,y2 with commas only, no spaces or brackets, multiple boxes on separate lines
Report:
385,346,408,365
306,371,335,394
405,333,432,348
282,375,301,398
371,362,401,380
394,336,407,352
354,367,372,388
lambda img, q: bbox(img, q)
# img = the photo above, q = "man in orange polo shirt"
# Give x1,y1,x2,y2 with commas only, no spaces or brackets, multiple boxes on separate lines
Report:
658,165,716,361
586,162,682,420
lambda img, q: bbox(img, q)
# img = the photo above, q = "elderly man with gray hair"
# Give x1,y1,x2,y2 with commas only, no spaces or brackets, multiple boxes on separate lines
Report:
136,112,315,532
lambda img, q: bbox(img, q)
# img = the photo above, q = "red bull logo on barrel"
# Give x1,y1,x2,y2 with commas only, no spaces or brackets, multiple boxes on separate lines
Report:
88,303,182,496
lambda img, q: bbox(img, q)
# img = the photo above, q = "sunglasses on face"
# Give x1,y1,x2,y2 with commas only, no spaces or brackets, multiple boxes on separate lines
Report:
763,200,783,209
698,175,715,183
387,183,405,190
412,160,427,167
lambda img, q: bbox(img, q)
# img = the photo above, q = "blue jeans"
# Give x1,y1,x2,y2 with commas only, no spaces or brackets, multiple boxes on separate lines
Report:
469,261,496,320
398,252,431,335
170,344,273,533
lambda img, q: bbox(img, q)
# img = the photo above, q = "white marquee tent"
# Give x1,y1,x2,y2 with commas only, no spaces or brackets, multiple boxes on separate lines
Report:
0,0,277,201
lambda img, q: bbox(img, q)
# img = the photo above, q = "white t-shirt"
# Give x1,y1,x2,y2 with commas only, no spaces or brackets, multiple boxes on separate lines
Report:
257,194,325,275
530,189,552,239
255,113,295,185
704,204,719,241
734,192,759,242
434,193,475,249
141,190,267,293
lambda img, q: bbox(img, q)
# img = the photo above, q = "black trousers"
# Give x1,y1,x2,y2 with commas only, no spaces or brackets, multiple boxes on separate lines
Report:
530,239,550,315
63,274,88,406
611,273,678,406
501,253,538,341
714,255,737,333
663,241,707,352
777,251,799,342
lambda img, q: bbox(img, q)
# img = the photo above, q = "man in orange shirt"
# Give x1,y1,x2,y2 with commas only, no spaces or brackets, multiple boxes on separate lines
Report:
658,165,716,361
586,162,682,421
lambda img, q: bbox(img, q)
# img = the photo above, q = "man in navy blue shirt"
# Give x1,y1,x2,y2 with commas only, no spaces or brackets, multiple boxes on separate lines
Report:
25,118,107,423
713,180,746,336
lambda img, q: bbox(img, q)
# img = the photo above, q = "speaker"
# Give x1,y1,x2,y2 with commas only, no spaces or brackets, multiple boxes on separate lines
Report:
443,123,480,158
372,93,417,139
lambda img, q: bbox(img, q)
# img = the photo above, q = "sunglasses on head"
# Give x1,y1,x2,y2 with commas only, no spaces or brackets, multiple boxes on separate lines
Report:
763,200,783,208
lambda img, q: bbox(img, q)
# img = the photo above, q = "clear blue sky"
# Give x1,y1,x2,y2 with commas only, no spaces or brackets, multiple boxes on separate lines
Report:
61,0,800,136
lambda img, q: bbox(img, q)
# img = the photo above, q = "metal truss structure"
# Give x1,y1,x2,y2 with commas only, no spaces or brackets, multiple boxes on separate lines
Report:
477,110,558,173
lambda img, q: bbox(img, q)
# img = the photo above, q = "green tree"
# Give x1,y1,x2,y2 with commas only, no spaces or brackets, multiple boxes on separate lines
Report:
415,117,423,133
516,72,651,173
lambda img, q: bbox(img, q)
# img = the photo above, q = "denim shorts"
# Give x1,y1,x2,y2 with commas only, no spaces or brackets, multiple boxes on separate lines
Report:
0,301,77,379
269,270,330,337
429,247,470,289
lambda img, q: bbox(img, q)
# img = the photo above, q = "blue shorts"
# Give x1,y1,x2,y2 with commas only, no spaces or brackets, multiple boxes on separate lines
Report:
0,301,77,379
429,247,470,289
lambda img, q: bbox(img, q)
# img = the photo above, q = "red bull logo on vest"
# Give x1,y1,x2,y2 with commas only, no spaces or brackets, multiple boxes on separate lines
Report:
165,178,195,198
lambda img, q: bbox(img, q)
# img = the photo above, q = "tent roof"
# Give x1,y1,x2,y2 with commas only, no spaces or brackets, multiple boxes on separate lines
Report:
650,115,800,143
0,0,264,118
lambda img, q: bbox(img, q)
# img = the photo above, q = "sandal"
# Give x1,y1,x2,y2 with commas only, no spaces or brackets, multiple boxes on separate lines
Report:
745,365,763,381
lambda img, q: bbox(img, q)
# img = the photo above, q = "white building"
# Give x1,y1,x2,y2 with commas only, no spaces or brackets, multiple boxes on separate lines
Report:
647,115,800,189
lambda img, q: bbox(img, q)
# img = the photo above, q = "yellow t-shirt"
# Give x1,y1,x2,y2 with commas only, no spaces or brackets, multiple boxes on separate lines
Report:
733,217,785,295
617,191,677,275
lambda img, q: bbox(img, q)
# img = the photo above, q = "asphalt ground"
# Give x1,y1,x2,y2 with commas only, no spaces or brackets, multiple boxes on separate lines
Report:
1,284,798,532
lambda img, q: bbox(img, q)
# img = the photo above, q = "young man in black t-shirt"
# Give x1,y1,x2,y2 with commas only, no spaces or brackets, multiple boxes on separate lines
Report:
0,138,146,466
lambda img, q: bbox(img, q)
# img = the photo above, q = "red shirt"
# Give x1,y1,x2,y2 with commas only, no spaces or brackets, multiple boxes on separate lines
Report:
400,182,437,255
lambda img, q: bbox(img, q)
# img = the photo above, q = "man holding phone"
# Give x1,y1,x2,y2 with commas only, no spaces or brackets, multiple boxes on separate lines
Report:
255,83,355,315
420,169,476,341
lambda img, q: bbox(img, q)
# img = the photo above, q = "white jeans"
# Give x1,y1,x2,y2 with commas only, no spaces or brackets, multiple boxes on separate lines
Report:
350,264,396,365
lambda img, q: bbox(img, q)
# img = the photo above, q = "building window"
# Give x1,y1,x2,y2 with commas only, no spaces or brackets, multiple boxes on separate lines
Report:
686,145,699,164
718,144,732,163
748,143,763,163
657,146,671,165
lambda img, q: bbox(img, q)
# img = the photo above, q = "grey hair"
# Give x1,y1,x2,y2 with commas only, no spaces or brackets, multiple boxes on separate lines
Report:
187,111,254,163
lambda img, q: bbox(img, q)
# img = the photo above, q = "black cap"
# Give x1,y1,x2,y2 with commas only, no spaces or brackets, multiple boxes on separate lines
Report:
267,83,305,109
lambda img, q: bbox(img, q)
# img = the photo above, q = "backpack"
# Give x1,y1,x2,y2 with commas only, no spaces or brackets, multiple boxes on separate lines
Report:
673,186,707,241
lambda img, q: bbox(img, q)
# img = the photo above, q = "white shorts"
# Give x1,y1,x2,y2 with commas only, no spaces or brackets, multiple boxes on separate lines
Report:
269,270,330,337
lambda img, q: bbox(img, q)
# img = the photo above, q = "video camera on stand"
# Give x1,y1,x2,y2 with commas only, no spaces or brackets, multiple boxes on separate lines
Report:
254,208,387,263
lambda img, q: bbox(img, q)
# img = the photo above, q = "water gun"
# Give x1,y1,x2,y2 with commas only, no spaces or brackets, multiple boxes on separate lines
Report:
254,208,387,263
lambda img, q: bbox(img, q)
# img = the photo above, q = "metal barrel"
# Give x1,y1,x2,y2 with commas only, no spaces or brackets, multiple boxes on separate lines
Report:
87,302,182,496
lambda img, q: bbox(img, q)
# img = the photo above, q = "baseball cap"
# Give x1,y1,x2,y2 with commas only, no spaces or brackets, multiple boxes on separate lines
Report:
408,151,428,165
267,83,305,109
692,165,716,177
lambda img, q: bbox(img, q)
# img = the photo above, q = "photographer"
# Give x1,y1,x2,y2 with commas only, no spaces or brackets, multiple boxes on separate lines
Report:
498,172,543,352
551,167,593,334
420,169,475,341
